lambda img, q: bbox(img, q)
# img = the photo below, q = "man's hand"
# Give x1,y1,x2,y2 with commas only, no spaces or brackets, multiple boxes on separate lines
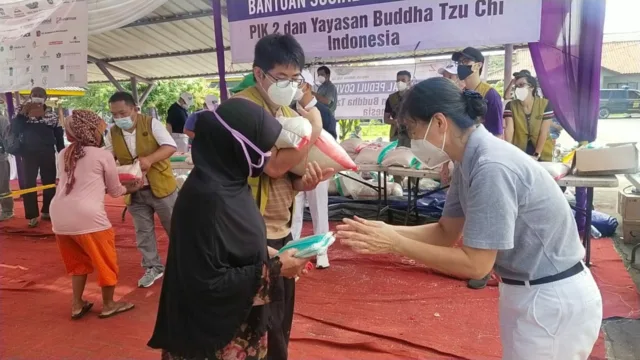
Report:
20,103,38,116
296,106,323,142
299,83,314,108
138,156,152,172
300,161,334,191
123,179,144,194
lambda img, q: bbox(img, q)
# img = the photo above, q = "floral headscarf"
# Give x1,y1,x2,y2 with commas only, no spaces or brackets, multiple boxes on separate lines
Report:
63,110,106,195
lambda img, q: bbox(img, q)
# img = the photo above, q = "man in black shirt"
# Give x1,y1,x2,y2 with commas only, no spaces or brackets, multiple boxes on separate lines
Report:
13,87,65,227
165,92,193,134
166,92,193,152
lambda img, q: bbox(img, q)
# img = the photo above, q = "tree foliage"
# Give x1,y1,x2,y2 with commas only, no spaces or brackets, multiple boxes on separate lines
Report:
61,79,218,122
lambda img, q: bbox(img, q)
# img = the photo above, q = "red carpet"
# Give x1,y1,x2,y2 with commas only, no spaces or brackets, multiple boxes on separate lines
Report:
0,196,638,359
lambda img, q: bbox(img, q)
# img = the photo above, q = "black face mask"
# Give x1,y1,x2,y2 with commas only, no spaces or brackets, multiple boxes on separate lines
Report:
457,65,474,81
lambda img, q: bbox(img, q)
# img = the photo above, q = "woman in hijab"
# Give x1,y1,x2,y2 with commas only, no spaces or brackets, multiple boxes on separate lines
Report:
50,110,140,319
148,98,311,360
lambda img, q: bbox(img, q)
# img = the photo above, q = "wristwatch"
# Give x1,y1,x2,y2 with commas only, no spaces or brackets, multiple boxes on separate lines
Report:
532,152,540,160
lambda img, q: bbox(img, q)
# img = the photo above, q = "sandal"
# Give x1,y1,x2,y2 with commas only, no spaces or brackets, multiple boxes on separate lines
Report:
71,301,94,320
99,302,135,319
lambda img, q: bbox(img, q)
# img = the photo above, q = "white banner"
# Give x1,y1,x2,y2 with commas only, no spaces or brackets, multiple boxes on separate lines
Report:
0,0,88,92
311,62,447,119
227,0,542,63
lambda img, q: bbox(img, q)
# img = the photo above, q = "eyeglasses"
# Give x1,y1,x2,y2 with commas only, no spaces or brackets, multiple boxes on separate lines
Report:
264,71,305,88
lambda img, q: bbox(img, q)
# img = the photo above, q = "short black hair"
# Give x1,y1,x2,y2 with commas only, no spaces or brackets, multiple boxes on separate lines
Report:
397,70,411,79
400,77,487,130
317,66,330,76
514,71,539,97
253,34,305,73
109,91,137,106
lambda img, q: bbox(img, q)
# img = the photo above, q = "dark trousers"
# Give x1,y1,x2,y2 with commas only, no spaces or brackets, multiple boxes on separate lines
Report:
22,150,56,220
267,234,296,360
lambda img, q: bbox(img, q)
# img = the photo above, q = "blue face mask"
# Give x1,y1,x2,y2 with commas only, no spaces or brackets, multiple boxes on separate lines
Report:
114,116,134,130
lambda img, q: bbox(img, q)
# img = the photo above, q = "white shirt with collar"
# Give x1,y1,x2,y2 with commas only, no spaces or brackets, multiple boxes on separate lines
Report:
104,118,176,185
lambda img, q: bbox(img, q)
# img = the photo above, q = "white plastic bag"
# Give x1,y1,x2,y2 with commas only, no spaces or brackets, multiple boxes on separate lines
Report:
381,147,419,168
340,138,364,160
402,177,440,191
275,116,312,150
354,142,389,165
116,161,142,183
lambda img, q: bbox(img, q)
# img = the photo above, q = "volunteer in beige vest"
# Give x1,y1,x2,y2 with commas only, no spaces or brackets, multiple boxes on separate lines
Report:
105,92,178,288
234,33,333,360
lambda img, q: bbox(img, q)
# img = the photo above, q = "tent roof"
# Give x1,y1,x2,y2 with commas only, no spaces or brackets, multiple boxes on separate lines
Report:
88,0,511,83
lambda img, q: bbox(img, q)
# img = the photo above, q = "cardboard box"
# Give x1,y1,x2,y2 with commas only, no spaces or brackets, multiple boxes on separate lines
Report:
621,220,640,244
618,190,640,221
575,142,639,175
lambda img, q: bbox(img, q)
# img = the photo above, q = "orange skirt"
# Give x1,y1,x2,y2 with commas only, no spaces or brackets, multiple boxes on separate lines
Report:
56,228,118,287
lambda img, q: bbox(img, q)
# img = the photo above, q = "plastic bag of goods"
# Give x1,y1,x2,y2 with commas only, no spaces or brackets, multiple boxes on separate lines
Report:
278,232,336,258
355,141,397,165
538,162,571,180
340,138,364,160
117,162,142,183
402,177,441,191
290,130,358,176
336,171,366,198
381,146,420,168
351,181,403,200
176,174,188,188
274,116,312,150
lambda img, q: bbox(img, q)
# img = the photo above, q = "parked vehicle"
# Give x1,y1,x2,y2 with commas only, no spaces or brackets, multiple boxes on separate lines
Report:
599,88,640,118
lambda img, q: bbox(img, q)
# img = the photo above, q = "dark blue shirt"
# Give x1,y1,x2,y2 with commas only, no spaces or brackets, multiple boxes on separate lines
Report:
316,102,337,139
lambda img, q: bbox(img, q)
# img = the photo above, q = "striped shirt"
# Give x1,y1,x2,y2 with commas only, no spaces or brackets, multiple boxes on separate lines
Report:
235,90,298,240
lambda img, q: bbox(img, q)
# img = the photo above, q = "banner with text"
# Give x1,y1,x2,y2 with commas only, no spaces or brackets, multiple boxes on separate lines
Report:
311,62,446,119
0,0,88,92
227,0,542,63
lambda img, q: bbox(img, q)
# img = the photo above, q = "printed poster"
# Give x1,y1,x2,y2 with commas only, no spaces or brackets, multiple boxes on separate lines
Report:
311,62,447,119
227,0,542,63
0,0,88,92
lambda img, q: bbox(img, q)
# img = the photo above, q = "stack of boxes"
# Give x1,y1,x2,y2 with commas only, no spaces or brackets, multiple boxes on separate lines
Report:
618,189,640,244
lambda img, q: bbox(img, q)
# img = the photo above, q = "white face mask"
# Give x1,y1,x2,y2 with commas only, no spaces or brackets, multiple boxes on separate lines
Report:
31,97,45,104
266,79,298,106
514,87,530,101
293,88,304,101
397,81,408,92
315,76,326,86
410,120,450,170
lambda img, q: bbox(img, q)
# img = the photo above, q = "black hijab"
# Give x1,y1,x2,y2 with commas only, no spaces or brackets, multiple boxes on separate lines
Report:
148,98,282,359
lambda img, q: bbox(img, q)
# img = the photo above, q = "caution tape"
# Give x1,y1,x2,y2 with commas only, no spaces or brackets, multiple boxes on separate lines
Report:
0,184,56,199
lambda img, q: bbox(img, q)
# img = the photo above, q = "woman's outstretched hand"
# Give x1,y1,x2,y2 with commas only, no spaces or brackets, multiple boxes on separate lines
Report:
336,216,399,255
279,249,312,279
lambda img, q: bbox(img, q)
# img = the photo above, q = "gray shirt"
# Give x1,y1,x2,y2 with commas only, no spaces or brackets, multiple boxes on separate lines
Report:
443,125,584,281
316,81,338,114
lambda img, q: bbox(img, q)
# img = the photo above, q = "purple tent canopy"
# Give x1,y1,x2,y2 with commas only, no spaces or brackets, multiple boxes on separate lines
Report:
529,0,606,233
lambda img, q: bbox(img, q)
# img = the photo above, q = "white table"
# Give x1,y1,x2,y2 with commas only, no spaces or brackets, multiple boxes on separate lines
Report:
556,174,619,266
341,164,444,224
386,167,442,224
171,162,194,170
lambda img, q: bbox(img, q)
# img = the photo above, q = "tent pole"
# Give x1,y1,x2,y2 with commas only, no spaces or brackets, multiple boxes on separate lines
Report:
503,44,514,95
212,0,228,100
5,92,15,119
4,92,24,189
